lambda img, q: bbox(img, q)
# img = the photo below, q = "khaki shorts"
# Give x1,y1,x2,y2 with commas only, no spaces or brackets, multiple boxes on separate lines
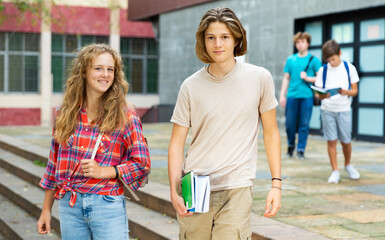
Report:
178,186,252,240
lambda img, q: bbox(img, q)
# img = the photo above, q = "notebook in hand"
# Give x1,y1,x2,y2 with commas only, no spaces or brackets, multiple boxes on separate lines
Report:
181,170,210,213
311,85,341,96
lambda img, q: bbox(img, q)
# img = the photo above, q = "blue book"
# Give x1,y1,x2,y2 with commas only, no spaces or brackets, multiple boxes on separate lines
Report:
311,85,342,97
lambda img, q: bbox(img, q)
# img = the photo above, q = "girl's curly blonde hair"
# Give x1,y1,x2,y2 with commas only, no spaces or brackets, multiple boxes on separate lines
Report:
55,43,129,145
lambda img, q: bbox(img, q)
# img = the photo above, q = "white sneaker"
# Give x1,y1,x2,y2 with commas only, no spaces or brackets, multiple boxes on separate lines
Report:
345,164,360,180
328,170,340,184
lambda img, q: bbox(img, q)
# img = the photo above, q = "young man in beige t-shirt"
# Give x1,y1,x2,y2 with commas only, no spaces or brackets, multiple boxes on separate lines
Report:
168,7,282,239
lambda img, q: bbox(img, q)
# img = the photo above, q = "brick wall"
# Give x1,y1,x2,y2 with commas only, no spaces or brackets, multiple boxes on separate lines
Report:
0,108,40,126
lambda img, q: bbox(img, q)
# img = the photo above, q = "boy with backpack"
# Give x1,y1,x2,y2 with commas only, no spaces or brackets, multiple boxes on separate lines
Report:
315,40,360,184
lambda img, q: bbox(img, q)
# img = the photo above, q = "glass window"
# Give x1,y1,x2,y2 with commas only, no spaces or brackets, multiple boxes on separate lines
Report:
147,59,158,93
308,49,322,62
309,106,321,129
122,57,130,82
52,34,63,52
9,33,23,51
305,21,322,46
0,32,5,51
25,56,38,92
132,39,143,54
359,77,384,104
95,36,108,44
25,33,39,52
120,37,158,93
52,56,63,92
8,55,23,91
121,38,130,54
66,35,78,53
147,39,157,55
332,22,354,43
81,35,94,46
360,18,385,42
360,45,385,72
131,59,142,92
341,47,354,63
0,55,3,91
65,56,74,78
358,108,384,136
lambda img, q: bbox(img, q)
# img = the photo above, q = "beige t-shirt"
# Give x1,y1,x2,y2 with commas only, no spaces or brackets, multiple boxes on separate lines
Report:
171,61,278,191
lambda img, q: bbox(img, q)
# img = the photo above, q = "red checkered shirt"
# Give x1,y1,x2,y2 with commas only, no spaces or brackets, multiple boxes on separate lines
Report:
39,107,151,207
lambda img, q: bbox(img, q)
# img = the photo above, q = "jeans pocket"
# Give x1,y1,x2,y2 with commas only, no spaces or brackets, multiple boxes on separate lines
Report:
102,195,124,203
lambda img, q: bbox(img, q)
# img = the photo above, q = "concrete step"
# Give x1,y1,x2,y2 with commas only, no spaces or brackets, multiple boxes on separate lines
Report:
0,155,179,240
0,134,330,240
0,194,60,240
0,167,61,233
126,200,178,240
0,148,46,187
0,142,177,219
0,133,48,164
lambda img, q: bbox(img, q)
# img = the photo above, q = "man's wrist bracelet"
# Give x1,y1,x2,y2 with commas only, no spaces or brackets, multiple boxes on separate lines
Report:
272,178,282,181
271,186,282,191
113,166,119,179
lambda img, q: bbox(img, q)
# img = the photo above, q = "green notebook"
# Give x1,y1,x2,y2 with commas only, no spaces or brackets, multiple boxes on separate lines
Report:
181,171,194,209
181,170,210,213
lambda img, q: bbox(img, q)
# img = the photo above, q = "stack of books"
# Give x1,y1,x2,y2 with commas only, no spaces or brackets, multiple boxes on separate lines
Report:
181,170,210,213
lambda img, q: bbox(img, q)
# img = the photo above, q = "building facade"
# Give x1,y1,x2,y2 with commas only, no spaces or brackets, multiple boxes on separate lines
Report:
0,0,159,126
129,0,385,142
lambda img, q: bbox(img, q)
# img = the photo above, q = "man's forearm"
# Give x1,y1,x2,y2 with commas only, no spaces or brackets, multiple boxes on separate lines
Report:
168,147,184,196
304,76,317,83
280,77,289,98
263,129,281,181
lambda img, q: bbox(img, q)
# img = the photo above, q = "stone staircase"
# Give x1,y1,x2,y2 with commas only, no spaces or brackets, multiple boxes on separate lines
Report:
0,133,330,240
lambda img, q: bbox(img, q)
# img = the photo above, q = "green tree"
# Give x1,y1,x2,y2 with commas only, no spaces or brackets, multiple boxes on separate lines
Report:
0,0,52,25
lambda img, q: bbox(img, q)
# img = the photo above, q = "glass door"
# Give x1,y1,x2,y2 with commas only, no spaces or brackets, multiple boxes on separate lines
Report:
355,18,385,141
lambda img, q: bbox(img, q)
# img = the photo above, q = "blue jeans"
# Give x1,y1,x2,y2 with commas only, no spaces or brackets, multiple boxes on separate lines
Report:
285,97,313,152
59,192,129,240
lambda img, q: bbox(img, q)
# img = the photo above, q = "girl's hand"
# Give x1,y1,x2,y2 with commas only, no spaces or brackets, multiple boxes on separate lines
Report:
81,159,104,178
37,210,51,234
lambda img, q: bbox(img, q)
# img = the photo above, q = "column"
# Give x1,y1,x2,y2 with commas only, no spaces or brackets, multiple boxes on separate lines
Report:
110,0,120,53
40,0,52,127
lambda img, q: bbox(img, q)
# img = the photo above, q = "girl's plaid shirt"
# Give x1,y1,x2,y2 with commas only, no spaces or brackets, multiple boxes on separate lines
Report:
39,107,151,207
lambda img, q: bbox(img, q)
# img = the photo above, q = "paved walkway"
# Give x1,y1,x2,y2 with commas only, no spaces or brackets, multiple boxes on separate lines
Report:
1,124,385,239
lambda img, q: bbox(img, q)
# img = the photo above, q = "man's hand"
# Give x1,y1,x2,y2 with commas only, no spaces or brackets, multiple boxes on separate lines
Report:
300,71,308,81
264,188,281,217
171,193,193,218
279,96,286,108
81,159,104,178
316,92,330,100
339,89,349,96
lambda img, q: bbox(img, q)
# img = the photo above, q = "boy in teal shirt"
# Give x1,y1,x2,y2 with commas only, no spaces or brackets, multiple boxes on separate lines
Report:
279,32,322,159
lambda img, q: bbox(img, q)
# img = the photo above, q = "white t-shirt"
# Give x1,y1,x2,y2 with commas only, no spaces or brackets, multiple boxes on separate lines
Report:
171,61,278,191
315,61,359,112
